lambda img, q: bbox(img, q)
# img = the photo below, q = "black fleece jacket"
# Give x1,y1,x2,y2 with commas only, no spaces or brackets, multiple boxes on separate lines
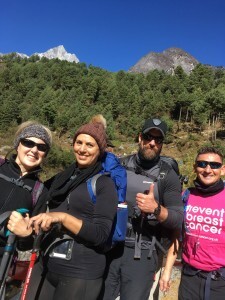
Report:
0,156,48,248
47,173,118,279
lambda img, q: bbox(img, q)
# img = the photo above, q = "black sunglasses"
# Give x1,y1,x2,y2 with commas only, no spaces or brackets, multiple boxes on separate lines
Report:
20,138,48,153
196,161,222,169
142,133,164,144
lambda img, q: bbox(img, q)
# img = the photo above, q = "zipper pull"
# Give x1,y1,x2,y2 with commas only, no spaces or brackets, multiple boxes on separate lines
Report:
66,194,70,210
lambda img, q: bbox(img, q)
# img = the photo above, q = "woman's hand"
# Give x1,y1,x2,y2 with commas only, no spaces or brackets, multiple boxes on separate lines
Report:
7,211,32,237
29,212,66,234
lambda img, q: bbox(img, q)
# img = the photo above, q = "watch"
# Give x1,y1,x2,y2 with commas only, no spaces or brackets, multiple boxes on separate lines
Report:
153,202,161,217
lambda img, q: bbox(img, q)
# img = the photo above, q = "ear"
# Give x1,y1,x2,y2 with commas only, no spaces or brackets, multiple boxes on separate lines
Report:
220,164,225,176
193,163,197,173
138,133,142,144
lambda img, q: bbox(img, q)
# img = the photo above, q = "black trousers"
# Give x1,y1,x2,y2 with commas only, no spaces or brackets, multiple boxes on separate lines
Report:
178,270,225,300
25,261,103,300
99,244,158,300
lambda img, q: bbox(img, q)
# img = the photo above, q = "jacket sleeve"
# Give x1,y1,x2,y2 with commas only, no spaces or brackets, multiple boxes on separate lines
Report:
77,176,118,246
160,168,184,230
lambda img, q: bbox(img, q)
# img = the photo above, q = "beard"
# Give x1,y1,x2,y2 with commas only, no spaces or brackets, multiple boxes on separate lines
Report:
138,143,161,161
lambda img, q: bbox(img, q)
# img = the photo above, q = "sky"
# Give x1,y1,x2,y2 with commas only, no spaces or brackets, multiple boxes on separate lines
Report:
1,0,225,72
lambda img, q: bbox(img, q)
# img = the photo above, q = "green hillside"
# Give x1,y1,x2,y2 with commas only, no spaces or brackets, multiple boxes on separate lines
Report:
0,54,225,183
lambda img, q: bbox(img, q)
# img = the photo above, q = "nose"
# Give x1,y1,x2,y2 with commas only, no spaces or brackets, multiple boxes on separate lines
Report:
148,139,156,146
204,164,212,171
31,146,38,152
79,144,87,152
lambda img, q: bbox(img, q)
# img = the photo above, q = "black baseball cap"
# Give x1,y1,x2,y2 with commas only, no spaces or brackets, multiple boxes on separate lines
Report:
141,118,168,137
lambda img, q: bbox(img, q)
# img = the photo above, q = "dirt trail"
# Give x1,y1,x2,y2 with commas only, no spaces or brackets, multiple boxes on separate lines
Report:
158,265,181,300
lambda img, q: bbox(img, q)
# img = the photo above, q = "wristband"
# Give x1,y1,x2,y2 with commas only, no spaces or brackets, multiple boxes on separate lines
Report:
153,202,161,217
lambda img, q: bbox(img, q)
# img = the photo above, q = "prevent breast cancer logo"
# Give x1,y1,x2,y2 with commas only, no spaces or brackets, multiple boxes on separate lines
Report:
185,204,225,235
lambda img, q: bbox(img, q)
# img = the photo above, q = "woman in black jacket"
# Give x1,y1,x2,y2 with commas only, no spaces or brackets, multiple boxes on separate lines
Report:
23,121,118,300
0,120,52,296
0,121,52,234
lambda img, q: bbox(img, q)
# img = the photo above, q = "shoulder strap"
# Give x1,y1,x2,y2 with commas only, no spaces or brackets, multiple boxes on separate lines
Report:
0,174,32,192
32,181,44,207
157,160,175,204
121,155,159,182
87,173,110,204
182,188,190,205
0,158,6,167
0,158,44,207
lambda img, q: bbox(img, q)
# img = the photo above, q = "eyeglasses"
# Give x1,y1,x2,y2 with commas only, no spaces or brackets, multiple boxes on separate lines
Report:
142,133,164,144
20,139,48,153
196,161,222,169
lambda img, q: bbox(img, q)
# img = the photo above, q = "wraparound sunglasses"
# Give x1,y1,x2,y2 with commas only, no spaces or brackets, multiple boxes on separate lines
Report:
196,161,222,169
20,138,48,153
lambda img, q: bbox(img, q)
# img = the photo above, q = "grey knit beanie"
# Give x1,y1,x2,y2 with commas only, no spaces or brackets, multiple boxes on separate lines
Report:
14,124,52,150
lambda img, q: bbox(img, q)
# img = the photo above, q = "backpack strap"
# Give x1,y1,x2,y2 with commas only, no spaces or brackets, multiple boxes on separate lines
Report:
87,173,110,204
32,181,44,207
157,160,172,205
121,155,159,185
0,158,6,167
182,188,190,205
0,174,32,192
0,157,44,208
182,188,191,236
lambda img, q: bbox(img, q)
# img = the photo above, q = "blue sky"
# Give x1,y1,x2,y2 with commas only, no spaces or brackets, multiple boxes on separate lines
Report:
1,0,225,72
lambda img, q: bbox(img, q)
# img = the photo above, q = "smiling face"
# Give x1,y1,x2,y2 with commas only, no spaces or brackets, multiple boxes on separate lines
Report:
194,152,225,186
73,134,100,168
15,137,47,174
138,128,164,161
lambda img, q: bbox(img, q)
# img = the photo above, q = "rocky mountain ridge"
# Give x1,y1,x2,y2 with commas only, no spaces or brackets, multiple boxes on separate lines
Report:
129,47,199,75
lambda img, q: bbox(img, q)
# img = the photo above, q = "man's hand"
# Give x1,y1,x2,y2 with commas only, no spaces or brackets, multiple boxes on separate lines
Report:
136,184,158,214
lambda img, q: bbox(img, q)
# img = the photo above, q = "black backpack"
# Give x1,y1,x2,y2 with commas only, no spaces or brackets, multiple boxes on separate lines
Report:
120,154,180,200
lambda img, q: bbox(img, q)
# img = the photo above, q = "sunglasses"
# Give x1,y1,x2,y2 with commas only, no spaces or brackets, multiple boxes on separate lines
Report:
142,133,164,144
20,138,48,153
196,161,222,169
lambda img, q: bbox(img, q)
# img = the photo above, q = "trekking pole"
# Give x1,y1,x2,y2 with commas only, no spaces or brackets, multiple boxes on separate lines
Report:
20,230,44,300
20,222,62,300
0,208,28,300
0,232,16,299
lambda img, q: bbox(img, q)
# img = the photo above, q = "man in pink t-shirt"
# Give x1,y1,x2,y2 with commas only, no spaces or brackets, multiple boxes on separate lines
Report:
160,146,225,300
180,147,225,300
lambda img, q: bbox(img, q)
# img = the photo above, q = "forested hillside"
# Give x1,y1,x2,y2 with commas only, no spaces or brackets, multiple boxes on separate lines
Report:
0,54,225,180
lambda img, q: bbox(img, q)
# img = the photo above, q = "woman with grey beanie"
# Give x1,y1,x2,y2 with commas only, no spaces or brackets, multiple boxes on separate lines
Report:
1,120,52,231
0,120,52,296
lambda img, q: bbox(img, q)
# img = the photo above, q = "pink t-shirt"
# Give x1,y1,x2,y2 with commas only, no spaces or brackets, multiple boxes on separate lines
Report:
182,188,225,271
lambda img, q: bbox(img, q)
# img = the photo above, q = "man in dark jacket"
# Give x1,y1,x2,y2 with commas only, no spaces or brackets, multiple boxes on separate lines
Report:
100,118,183,300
